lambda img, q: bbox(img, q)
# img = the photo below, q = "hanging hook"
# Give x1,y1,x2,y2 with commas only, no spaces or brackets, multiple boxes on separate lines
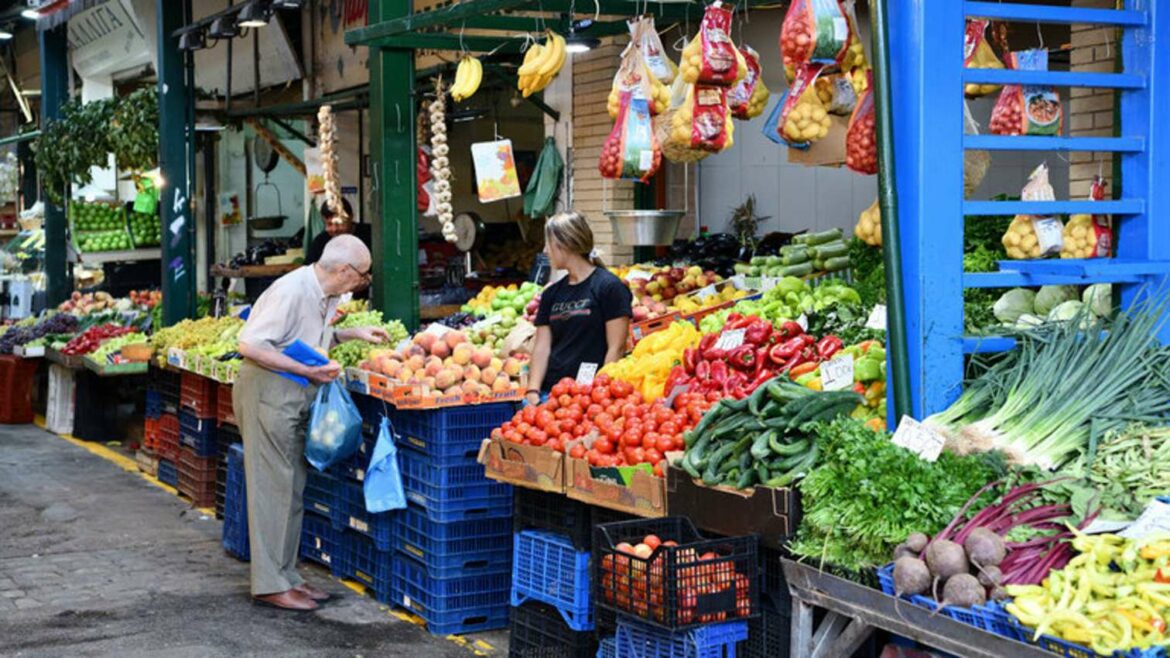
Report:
1035,22,1045,50
459,21,467,57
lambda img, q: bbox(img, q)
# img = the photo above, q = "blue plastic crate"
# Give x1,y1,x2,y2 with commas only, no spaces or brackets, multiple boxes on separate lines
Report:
333,479,396,550
399,450,512,522
222,444,249,561
300,511,339,571
615,618,748,658
393,504,511,578
339,433,376,483
391,403,517,462
985,600,1168,658
158,458,178,486
145,390,162,419
336,529,394,597
305,469,339,519
876,563,983,630
390,555,510,635
179,411,218,457
350,391,385,437
597,638,617,658
511,530,593,631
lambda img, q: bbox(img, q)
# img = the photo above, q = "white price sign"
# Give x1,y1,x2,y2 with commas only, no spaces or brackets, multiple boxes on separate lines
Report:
1032,217,1064,254
714,329,746,351
866,304,888,331
576,362,599,386
423,323,452,338
820,355,855,391
625,269,653,281
796,314,809,331
1119,499,1170,541
664,384,690,407
891,416,946,462
694,284,718,300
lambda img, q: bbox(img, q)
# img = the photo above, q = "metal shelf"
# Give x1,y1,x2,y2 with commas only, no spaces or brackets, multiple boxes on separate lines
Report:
962,336,1018,354
963,2,1147,27
963,200,1144,216
963,135,1145,153
961,69,1145,89
74,248,161,265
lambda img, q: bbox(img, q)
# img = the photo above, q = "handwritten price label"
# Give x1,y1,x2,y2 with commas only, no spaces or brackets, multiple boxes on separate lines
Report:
866,304,888,331
891,417,946,462
576,362,598,386
820,355,854,392
1120,499,1170,541
714,329,746,351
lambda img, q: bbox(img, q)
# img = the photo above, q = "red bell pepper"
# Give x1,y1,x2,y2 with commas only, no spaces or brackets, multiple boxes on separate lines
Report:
817,335,844,360
744,319,773,346
754,346,771,376
775,334,815,360
768,344,791,366
709,360,728,385
725,373,747,397
695,360,711,380
801,345,821,364
683,347,698,373
778,320,805,340
729,345,757,371
698,334,717,358
726,313,755,331
748,369,774,393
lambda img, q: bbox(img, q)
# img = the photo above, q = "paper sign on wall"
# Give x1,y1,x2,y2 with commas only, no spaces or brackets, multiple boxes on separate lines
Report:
471,140,522,203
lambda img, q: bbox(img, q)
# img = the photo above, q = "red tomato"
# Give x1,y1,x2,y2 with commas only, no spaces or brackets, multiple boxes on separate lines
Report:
630,447,646,464
645,448,664,465
569,444,586,459
654,435,674,454
641,432,658,450
558,394,573,408
653,460,665,477
624,447,640,464
587,449,602,466
595,438,614,455
547,438,562,453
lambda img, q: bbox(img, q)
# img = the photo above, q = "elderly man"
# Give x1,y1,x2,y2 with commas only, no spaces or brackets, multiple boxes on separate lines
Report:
234,235,387,611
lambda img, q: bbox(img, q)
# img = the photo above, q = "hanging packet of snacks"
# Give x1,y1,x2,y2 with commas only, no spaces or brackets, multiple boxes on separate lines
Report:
845,70,876,175
1061,176,1112,259
680,2,746,87
964,18,1005,97
990,49,1063,136
728,45,770,120
963,101,991,197
687,85,735,152
780,0,851,73
609,44,666,117
1002,163,1064,259
764,62,831,148
815,74,858,116
599,91,662,182
632,16,676,84
658,77,714,163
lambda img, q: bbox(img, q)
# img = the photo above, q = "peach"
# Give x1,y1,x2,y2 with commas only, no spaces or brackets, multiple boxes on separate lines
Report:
478,383,493,397
369,348,393,361
413,332,438,353
461,380,479,396
492,374,511,393
452,343,474,366
481,367,499,385
444,330,468,349
489,357,504,372
443,385,463,396
430,340,451,359
471,347,493,369
400,367,415,382
421,376,435,388
381,358,403,379
406,344,427,359
424,358,443,378
503,357,523,377
435,367,459,390
406,354,425,372
463,364,481,383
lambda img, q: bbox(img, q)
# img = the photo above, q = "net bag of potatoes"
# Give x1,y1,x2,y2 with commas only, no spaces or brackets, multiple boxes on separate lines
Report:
1061,176,1112,259
855,197,881,247
728,45,769,120
680,3,747,87
1002,163,1064,260
609,44,666,118
763,62,831,148
990,49,1063,136
964,19,1004,98
658,76,734,162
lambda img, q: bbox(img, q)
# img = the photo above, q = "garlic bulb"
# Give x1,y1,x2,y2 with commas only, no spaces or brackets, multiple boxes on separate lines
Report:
317,105,348,223
429,77,456,242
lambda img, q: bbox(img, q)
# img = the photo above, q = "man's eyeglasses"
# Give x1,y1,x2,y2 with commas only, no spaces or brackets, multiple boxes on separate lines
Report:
347,264,373,283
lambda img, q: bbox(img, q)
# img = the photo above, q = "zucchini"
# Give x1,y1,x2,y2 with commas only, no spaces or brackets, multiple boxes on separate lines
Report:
823,255,851,272
780,244,807,256
801,228,844,246
781,250,810,266
810,241,849,259
777,262,814,277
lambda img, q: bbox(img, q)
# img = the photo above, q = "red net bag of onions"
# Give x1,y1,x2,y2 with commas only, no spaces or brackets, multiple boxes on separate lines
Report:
990,49,1063,136
780,0,851,73
599,91,662,183
845,71,876,175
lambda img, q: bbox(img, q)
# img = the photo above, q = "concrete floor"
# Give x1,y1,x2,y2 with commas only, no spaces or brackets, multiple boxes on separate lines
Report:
0,424,508,657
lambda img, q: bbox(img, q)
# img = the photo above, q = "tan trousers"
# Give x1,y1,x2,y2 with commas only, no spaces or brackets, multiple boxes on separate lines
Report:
233,360,316,596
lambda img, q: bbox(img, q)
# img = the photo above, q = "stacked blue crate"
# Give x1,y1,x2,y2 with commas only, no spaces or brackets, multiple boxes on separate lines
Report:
222,443,249,561
614,618,748,658
510,529,593,631
390,403,517,636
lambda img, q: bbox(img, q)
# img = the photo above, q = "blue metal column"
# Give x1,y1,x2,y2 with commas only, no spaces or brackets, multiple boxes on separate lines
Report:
156,0,198,324
37,26,68,307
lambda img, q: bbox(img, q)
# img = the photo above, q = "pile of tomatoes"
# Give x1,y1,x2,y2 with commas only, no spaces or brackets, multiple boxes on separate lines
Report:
598,532,754,626
490,376,717,476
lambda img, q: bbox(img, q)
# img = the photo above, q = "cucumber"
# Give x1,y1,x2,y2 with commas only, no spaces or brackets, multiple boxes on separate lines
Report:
747,381,775,416
777,262,814,277
787,392,863,430
703,436,752,485
770,436,810,457
810,241,849,259
751,429,777,461
823,255,851,272
735,467,756,490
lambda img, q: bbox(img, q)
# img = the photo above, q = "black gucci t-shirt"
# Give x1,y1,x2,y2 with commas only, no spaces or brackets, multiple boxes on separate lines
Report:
534,268,632,391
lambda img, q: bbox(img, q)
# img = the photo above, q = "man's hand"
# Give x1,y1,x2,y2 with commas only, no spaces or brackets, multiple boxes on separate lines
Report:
337,326,392,344
305,360,343,384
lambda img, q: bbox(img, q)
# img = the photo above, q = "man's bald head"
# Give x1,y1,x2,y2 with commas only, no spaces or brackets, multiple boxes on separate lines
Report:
318,234,371,271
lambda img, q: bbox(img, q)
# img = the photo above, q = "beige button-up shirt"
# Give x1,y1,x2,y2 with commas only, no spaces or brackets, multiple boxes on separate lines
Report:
239,265,339,354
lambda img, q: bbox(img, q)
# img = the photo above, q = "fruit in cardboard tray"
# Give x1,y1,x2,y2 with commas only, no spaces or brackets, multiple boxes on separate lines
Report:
359,338,529,400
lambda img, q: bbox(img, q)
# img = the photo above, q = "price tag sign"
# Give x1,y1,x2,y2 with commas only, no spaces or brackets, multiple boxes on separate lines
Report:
866,304,888,331
474,314,503,329
891,416,946,462
714,328,746,351
796,314,809,331
423,323,451,338
694,284,717,300
1120,499,1170,540
639,150,654,172
626,269,653,281
1032,217,1065,254
820,355,855,391
394,338,412,352
664,384,690,408
576,362,598,386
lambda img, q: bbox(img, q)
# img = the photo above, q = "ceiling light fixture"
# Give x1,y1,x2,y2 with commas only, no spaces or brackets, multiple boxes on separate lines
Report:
0,30,15,40
21,9,39,20
178,29,206,50
208,16,239,39
564,33,599,53
237,1,272,28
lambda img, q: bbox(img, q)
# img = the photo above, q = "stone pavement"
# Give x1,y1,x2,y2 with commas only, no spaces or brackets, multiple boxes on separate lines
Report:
0,424,508,657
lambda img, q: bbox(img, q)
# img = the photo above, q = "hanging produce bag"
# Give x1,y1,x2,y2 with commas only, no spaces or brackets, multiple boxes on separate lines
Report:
1061,176,1112,259
845,71,876,175
631,16,676,84
417,147,432,214
814,74,858,116
364,415,406,513
524,136,564,218
680,2,746,87
840,0,868,74
1002,163,1063,259
765,63,831,149
990,49,1063,136
658,77,713,163
963,101,991,197
305,380,363,471
780,0,851,72
729,45,770,120
609,43,667,118
854,197,881,246
599,92,662,182
470,139,522,203
964,19,1005,98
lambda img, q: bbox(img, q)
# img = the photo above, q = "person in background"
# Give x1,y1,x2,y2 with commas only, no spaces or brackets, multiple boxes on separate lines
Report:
303,198,371,266
234,235,387,611
525,212,632,406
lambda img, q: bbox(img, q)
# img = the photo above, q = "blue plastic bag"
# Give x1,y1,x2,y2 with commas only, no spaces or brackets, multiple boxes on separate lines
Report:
280,339,329,387
304,380,362,471
364,415,406,513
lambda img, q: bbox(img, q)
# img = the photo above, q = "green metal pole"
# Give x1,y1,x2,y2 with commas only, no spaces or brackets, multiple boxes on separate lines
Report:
369,0,420,328
37,26,68,307
870,0,913,423
156,0,197,325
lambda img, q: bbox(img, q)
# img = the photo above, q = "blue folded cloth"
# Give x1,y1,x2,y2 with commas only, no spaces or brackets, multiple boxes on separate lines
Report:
279,339,329,387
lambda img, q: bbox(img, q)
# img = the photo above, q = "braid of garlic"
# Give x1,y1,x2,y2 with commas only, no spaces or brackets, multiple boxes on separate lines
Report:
429,78,457,243
317,105,348,222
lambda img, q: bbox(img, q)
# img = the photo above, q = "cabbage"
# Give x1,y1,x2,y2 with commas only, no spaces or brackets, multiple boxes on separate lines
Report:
1046,300,1084,323
1083,284,1111,318
993,288,1037,324
1034,285,1078,316
1016,313,1044,328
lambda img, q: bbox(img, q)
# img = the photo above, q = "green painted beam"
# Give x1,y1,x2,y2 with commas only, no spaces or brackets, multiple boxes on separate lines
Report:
347,0,532,45
156,0,197,325
0,130,38,147
37,27,67,307
462,15,561,32
365,33,527,54
369,0,420,328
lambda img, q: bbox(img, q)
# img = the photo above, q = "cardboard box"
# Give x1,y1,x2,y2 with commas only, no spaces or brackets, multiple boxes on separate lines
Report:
478,437,565,493
566,456,666,518
787,115,847,167
665,465,800,551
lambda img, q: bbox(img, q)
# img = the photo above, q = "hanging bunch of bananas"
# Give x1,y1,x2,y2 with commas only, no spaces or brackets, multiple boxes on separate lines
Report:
450,56,483,103
517,31,566,98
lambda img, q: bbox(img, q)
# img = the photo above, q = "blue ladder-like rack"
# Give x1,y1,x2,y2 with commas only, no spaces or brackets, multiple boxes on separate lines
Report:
888,0,1170,416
